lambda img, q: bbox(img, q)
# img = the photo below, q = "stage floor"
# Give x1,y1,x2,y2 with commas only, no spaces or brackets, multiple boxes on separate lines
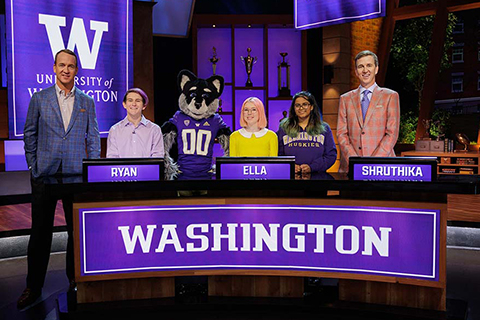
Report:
0,248,478,320
0,171,30,197
0,171,65,235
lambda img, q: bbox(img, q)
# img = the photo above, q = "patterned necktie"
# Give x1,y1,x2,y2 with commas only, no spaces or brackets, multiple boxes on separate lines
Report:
361,90,370,122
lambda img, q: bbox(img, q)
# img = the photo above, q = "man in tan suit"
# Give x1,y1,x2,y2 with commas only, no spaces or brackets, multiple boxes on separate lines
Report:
337,50,400,173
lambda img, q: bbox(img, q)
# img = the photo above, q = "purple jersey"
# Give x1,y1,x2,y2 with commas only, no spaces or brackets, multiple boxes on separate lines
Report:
170,111,228,179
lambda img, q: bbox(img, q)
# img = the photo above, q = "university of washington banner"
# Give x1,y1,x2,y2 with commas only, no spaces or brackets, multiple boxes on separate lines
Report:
6,0,133,138
79,204,440,282
295,0,386,30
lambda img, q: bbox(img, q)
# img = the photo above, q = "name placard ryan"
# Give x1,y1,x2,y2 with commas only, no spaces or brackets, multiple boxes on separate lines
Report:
87,164,160,182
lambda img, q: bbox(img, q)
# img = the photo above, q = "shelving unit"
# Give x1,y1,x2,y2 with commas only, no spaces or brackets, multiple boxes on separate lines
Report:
192,15,306,134
401,151,480,175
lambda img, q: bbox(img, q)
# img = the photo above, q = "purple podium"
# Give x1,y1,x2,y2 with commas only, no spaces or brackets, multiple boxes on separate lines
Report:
71,174,447,311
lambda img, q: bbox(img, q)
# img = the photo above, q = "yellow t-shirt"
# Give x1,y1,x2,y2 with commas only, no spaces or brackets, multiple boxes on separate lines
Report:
229,128,278,157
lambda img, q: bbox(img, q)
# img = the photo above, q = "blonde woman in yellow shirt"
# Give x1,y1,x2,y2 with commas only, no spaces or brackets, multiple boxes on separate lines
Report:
230,97,278,157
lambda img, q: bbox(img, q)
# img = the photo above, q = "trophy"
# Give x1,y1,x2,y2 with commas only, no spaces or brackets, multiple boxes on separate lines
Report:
218,97,223,113
455,133,470,152
240,48,257,87
209,47,220,75
277,52,291,97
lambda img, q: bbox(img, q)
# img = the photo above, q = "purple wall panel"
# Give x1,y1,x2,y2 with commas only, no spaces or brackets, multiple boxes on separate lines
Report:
268,100,291,133
234,90,265,131
212,142,224,159
267,29,302,98
234,28,264,87
197,28,232,82
219,85,232,112
212,113,232,159
220,114,233,132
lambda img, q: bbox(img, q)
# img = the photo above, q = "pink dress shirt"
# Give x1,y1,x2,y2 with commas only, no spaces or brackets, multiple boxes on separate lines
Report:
107,116,164,158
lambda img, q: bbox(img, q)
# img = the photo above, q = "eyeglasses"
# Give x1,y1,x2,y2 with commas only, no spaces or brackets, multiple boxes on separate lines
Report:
243,107,258,113
294,102,311,109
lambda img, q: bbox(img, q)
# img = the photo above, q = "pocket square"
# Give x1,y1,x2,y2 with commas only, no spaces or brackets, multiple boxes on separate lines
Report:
375,105,383,108
80,109,86,112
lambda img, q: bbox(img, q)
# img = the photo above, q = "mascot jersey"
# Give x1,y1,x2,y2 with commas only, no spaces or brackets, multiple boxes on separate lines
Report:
169,111,228,179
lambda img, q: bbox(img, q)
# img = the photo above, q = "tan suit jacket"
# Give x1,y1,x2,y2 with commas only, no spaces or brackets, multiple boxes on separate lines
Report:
337,86,400,173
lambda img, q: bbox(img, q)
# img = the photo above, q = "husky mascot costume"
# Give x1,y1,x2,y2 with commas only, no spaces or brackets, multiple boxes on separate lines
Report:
162,70,231,180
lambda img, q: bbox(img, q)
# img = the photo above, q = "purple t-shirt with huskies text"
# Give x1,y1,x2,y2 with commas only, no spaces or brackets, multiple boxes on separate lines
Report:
277,124,337,172
170,111,228,179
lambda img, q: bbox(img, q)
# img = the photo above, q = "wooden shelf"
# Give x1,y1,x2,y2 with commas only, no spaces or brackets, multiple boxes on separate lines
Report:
437,172,476,175
402,151,480,176
402,151,480,157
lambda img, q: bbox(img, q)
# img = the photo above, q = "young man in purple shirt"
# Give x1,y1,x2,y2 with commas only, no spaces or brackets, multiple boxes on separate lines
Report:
107,88,164,158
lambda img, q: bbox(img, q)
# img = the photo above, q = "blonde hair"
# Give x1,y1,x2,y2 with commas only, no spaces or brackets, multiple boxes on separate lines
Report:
239,97,267,129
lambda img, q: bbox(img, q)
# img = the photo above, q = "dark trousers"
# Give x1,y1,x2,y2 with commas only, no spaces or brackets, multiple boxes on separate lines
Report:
26,176,74,290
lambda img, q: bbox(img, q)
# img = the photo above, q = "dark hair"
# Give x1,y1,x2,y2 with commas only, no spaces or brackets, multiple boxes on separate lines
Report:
54,49,78,67
123,88,149,106
279,91,326,138
354,50,378,67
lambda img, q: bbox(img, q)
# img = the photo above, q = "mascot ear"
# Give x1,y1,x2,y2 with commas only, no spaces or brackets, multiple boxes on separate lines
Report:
207,75,225,96
178,69,197,92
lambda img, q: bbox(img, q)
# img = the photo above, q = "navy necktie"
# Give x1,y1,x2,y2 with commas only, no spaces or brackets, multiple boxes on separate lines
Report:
361,90,370,122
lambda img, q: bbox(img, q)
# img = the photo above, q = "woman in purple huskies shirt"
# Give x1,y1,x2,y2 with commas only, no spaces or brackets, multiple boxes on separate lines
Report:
277,91,337,174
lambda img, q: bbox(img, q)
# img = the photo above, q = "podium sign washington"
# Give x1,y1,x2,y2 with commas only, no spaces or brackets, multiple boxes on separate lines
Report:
6,0,133,138
78,204,440,282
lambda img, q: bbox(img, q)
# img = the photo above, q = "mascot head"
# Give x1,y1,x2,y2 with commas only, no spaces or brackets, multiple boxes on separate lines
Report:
178,69,224,120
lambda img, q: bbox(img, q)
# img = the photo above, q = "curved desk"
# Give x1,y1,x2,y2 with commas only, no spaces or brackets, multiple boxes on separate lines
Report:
45,174,480,311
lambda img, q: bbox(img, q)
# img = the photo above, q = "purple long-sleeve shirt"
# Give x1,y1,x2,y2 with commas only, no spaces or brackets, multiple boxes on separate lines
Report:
107,116,164,158
277,124,337,172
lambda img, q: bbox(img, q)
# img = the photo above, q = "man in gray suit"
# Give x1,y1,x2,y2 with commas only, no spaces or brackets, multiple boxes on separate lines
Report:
18,49,100,309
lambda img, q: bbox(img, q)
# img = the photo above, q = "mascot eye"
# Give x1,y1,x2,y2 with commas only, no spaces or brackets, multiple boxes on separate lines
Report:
202,93,210,99
190,92,197,98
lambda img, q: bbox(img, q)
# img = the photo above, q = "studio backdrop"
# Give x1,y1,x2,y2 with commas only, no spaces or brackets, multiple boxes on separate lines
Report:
6,0,133,138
